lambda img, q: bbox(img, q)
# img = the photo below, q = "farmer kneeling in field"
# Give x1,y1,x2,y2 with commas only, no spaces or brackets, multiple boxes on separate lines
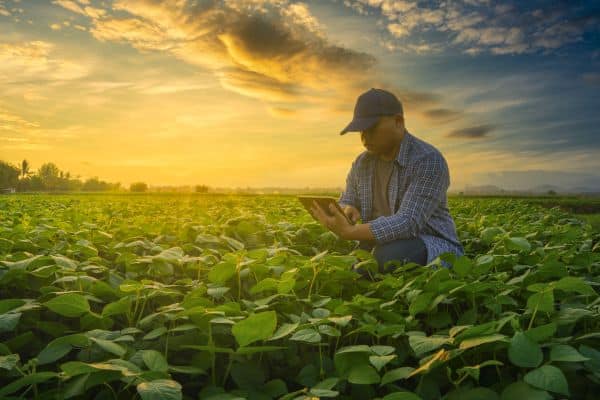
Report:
310,88,464,277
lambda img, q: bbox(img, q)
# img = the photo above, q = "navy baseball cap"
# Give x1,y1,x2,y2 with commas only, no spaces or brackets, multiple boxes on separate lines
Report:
340,88,403,135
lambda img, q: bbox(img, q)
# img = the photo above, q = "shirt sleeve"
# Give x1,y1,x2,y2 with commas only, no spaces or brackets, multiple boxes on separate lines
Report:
338,157,360,210
369,152,449,243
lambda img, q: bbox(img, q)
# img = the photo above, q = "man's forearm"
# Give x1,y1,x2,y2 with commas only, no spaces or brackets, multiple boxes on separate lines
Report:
343,223,375,241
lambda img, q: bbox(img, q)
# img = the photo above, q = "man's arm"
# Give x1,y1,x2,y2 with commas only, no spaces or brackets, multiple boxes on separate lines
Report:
366,152,449,243
338,157,360,210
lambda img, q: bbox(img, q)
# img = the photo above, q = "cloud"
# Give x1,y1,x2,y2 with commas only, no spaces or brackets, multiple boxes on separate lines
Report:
267,106,297,118
422,108,463,123
52,0,106,19
54,0,378,110
446,124,495,138
90,17,177,51
0,3,10,16
0,40,89,84
0,107,40,131
343,1,599,55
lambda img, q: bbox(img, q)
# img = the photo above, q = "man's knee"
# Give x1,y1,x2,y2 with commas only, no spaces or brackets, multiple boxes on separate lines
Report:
373,238,427,271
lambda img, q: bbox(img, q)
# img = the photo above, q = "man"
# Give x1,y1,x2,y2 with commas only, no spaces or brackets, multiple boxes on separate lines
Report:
310,88,464,276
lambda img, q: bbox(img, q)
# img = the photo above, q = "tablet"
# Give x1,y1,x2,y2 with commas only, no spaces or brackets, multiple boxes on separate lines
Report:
298,196,354,225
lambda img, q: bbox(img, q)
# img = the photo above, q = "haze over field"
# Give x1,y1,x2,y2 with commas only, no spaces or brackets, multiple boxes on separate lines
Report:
0,0,598,191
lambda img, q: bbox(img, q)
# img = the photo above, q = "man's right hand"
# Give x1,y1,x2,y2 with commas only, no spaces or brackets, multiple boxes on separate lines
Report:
342,205,361,225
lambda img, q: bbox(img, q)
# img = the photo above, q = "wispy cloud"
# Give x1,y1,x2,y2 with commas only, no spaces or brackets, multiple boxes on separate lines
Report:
0,40,89,84
343,1,599,55
446,124,495,139
54,0,378,113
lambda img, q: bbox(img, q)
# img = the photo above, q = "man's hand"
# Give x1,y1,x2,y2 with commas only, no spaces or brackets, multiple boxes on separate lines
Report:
342,205,360,225
310,201,376,242
310,200,355,240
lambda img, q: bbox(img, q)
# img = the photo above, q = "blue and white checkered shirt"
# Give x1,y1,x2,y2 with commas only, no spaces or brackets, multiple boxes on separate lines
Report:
338,130,464,266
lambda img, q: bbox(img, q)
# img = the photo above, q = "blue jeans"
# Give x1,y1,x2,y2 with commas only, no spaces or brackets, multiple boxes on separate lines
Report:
355,237,428,277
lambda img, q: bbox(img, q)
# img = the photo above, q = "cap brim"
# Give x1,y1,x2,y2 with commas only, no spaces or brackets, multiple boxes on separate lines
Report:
339,116,380,135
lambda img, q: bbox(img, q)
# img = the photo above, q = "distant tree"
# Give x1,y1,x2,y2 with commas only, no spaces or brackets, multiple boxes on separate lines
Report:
130,182,148,192
0,161,20,189
547,190,557,196
83,177,106,191
38,162,61,191
195,184,209,193
82,177,119,192
20,159,30,179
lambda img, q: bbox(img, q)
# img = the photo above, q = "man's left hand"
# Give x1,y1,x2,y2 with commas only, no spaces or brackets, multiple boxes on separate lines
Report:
310,201,355,240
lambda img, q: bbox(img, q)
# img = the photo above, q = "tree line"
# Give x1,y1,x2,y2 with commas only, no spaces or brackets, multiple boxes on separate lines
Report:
0,159,211,193
1,159,122,192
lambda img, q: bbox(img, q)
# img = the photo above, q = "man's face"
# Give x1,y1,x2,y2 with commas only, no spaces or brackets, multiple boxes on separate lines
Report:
360,115,399,155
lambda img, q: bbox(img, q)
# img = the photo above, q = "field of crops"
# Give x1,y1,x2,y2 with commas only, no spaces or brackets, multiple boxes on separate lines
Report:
0,194,599,400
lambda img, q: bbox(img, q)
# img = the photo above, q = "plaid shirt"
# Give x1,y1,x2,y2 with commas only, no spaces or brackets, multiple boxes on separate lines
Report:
338,130,464,266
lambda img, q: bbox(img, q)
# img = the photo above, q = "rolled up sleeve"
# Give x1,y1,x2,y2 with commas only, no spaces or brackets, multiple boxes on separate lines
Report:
369,152,449,243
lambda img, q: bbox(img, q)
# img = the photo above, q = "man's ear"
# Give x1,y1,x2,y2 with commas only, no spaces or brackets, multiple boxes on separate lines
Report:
396,114,404,127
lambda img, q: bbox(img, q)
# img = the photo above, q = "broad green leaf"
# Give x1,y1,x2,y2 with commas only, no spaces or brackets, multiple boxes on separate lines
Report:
0,354,19,370
409,292,435,316
318,324,341,337
459,334,506,350
38,334,91,365
0,372,58,397
268,322,299,341
452,256,472,277
119,280,144,292
250,278,278,294
347,364,380,384
208,261,237,284
90,337,126,357
380,367,415,385
137,379,182,400
480,227,505,245
143,327,168,340
290,328,321,343
142,350,169,372
549,345,590,362
524,323,557,343
409,335,451,356
505,237,531,252
554,277,596,296
526,290,554,314
524,365,569,396
579,345,600,372
336,345,371,355
102,297,131,317
371,345,395,356
508,332,543,368
232,311,277,347
369,355,396,371
44,293,90,317
0,312,21,333
501,381,552,400
60,361,136,377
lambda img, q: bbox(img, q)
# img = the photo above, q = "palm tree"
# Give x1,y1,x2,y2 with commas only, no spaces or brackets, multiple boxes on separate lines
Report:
20,159,29,179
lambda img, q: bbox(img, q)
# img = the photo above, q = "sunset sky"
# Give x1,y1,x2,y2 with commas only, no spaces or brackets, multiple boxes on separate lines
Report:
0,0,599,191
